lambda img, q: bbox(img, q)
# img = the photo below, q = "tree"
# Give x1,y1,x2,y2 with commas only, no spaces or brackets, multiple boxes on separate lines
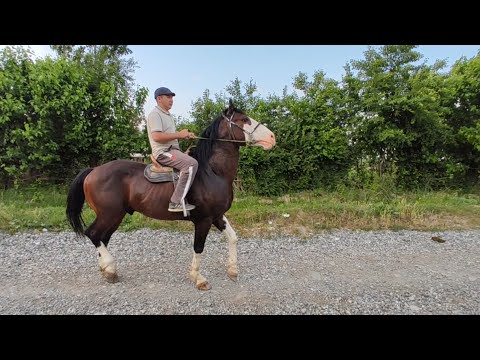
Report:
0,45,148,188
343,45,452,189
444,51,480,186
50,45,148,166
0,46,35,188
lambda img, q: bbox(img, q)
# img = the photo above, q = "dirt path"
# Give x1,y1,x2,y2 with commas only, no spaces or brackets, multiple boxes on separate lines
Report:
0,229,479,314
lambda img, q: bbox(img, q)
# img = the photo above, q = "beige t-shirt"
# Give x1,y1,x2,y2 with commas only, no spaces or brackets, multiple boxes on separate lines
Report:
146,105,180,159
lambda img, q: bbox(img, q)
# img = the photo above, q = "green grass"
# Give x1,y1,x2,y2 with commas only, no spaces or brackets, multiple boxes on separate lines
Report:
1,185,479,236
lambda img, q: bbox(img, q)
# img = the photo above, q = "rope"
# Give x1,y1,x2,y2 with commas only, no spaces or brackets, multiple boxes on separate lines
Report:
191,135,249,144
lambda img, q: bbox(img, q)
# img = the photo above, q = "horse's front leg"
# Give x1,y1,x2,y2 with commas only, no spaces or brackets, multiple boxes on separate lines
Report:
190,218,213,290
213,215,238,281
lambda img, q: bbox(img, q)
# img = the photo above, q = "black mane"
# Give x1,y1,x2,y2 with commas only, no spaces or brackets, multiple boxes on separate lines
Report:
190,107,245,167
190,116,222,168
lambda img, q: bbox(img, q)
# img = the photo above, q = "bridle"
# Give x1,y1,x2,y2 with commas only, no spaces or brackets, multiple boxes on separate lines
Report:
223,111,262,140
194,111,262,145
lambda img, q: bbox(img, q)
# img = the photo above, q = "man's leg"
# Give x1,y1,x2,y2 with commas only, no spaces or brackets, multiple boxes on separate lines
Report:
156,149,198,207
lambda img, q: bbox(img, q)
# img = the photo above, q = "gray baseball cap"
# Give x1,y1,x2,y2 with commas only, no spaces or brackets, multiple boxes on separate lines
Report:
154,87,175,98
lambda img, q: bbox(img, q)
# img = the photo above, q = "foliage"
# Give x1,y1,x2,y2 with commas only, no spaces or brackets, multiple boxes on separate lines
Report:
2,45,480,194
343,45,454,189
444,51,480,186
0,45,148,188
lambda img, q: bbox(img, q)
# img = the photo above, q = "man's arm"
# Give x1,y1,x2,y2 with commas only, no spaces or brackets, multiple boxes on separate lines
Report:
151,129,195,143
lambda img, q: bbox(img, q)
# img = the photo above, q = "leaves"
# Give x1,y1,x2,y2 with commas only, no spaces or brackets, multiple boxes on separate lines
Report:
0,45,147,186
1,45,479,193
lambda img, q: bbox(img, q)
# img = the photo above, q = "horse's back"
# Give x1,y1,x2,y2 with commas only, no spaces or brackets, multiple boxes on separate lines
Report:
83,160,144,197
101,159,146,172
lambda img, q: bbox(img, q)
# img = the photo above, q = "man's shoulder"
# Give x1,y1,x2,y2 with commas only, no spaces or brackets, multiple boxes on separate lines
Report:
147,107,162,121
148,106,160,116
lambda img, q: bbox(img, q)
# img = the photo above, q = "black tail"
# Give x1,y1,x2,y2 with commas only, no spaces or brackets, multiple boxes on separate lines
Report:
66,168,94,236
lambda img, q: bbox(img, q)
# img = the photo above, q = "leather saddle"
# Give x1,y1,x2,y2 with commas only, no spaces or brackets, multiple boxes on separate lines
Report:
144,154,179,183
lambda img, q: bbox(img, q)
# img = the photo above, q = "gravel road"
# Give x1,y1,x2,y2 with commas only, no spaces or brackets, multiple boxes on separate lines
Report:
0,229,479,315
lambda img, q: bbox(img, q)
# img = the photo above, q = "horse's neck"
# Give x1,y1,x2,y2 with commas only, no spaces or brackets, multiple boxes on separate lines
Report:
208,146,240,183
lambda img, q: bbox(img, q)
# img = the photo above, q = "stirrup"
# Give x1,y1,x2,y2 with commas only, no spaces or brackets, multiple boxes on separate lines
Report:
167,199,194,217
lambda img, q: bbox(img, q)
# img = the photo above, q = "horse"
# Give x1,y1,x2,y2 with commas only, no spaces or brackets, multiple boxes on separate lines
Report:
66,100,276,290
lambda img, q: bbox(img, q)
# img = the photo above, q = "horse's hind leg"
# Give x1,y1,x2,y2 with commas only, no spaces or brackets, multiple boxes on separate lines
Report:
85,213,125,283
213,215,238,281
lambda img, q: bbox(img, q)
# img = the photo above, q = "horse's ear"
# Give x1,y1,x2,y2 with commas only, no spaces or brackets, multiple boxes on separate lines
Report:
225,98,235,116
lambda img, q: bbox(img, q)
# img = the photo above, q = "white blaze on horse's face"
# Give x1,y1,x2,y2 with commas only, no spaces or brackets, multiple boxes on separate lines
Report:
244,117,276,150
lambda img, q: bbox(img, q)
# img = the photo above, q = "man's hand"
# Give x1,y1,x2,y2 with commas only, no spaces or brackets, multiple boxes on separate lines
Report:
178,129,196,139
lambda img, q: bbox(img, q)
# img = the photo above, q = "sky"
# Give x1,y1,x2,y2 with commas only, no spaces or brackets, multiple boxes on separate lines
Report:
2,45,480,121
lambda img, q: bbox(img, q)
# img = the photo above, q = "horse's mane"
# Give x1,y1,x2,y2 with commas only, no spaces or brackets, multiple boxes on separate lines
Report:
190,108,245,167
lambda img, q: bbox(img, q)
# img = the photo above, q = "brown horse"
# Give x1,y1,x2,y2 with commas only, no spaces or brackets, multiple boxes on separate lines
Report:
66,100,276,290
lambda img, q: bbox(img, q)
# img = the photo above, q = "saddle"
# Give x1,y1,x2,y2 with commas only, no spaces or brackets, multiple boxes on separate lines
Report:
144,154,180,183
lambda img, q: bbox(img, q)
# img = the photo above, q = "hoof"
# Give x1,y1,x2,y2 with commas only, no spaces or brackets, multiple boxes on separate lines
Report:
227,272,238,282
102,271,119,283
196,281,211,291
227,268,238,282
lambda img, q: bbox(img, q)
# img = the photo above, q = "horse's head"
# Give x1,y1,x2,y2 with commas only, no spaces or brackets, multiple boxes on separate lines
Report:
222,99,276,150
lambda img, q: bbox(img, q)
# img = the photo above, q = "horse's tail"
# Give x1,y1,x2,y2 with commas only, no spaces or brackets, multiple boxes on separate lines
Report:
66,168,94,237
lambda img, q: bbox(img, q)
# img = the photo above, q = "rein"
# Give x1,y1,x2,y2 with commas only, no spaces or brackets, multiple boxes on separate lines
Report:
192,135,249,144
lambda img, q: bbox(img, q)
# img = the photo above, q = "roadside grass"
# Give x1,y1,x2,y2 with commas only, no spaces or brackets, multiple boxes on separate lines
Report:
1,185,479,236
